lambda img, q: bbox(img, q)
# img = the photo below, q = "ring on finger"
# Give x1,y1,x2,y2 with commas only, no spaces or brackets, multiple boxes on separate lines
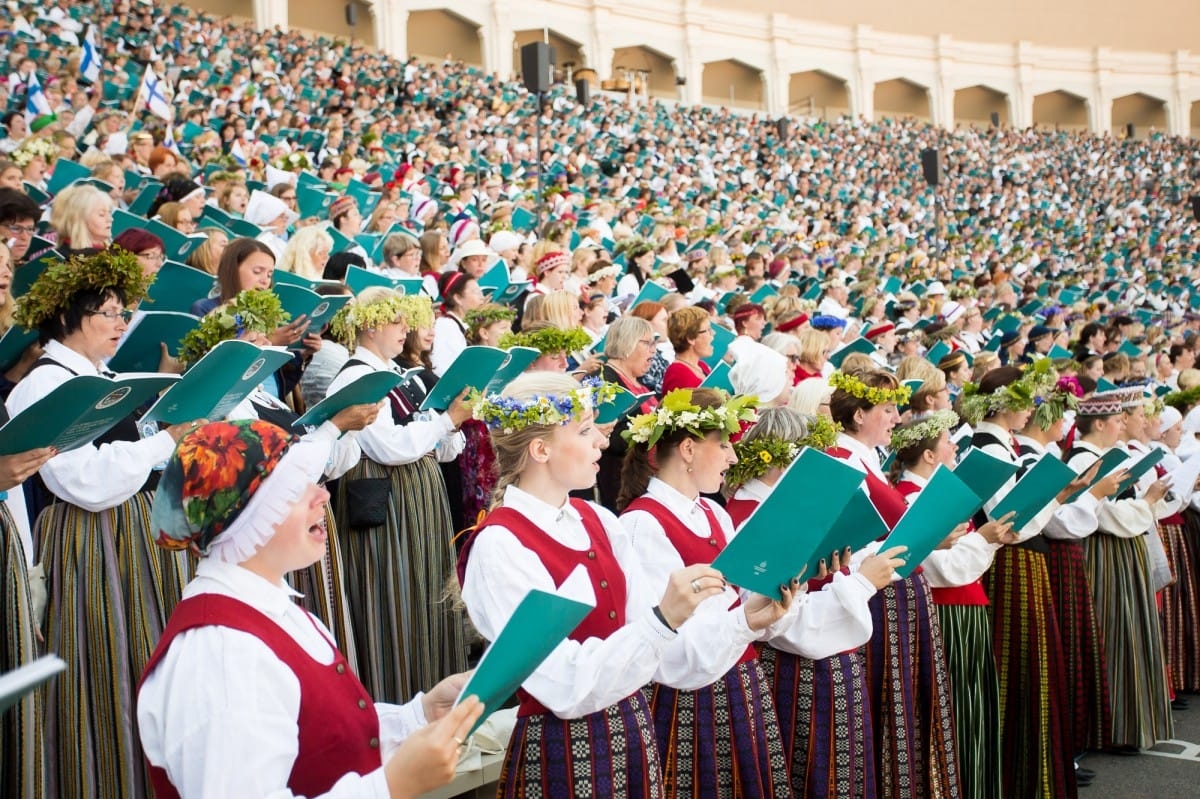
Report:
453,736,465,746
691,578,702,594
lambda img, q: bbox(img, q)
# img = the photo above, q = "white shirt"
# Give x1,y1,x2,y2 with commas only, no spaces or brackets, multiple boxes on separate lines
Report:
6,339,177,512
324,347,463,465
1127,439,1184,520
227,389,361,480
1020,436,1101,541
1064,440,1155,539
973,421,1059,543
899,470,1000,587
429,314,467,376
138,559,427,799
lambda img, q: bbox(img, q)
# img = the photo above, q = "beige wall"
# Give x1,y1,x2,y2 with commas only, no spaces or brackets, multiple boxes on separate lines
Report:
1031,91,1089,131
701,60,763,110
611,47,677,99
788,71,850,120
953,86,1008,126
289,4,375,45
712,0,1200,53
187,0,252,18
408,10,483,65
874,79,930,121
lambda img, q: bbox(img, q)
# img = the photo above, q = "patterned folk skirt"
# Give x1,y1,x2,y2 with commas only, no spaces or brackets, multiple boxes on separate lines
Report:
289,506,358,670
934,603,1002,799
0,508,46,799
759,644,875,799
333,454,468,703
1084,532,1174,749
1045,538,1111,752
499,692,664,798
863,571,961,799
1160,516,1200,693
646,659,791,798
35,492,191,799
983,545,1075,799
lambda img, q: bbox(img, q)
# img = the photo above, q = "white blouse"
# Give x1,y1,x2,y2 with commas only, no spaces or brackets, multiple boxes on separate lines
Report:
899,470,1000,588
1017,436,1101,541
973,420,1059,543
1064,440,1156,539
429,314,467,376
227,390,362,480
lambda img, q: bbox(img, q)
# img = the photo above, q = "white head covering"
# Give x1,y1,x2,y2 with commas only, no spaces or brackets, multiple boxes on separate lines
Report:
728,340,788,405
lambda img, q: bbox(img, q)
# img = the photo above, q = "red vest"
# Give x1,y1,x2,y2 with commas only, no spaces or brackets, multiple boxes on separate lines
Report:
623,495,757,665
472,499,629,716
1154,463,1185,526
139,594,381,798
895,479,986,605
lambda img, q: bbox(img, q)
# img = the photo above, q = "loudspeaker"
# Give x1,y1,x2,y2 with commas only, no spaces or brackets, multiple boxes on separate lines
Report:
520,42,555,94
990,111,1000,127
345,2,357,26
1126,123,1135,139
1191,195,1200,223
920,148,940,187
575,79,590,107
776,117,790,140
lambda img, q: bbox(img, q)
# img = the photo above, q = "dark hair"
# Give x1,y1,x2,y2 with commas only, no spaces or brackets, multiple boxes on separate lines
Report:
216,237,275,301
437,271,474,313
975,366,1023,419
829,369,900,432
324,250,365,282
399,326,432,370
0,187,41,225
40,286,125,344
616,388,724,512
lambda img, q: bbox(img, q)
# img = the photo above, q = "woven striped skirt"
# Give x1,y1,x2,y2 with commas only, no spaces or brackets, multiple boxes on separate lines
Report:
759,644,875,799
0,508,46,799
1084,532,1173,748
863,571,961,799
983,545,1074,799
333,455,468,703
499,692,664,798
35,492,191,799
289,506,358,669
1045,538,1111,752
1160,517,1200,692
935,604,1001,799
646,659,791,798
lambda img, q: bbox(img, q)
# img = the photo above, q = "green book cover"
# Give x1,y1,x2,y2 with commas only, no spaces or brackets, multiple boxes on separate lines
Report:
142,261,216,315
701,323,737,369
828,337,877,369
995,315,1022,334
0,326,37,373
272,269,341,291
343,266,428,298
883,466,984,578
1048,344,1072,360
13,250,61,299
1063,447,1129,503
477,261,510,292
490,280,532,306
0,373,179,455
819,489,889,568
749,284,778,304
142,341,295,424
700,361,734,394
293,370,405,429
983,335,1003,353
595,386,652,425
420,345,540,412
713,449,866,598
273,284,352,348
953,447,1019,504
981,307,1003,322
1117,340,1143,358
990,453,1077,529
1114,447,1164,495
108,311,200,373
1018,299,1043,317
456,587,593,734
924,341,951,367
1095,377,1118,392
628,280,669,311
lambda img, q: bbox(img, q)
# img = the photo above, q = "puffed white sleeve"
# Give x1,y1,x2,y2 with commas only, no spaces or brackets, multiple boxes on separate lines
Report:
305,422,362,480
921,533,1000,587
765,571,876,659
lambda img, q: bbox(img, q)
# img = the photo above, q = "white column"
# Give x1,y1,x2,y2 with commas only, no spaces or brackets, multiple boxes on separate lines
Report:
1091,47,1113,134
488,0,515,78
852,25,875,121
767,14,789,115
1013,41,1034,128
1170,51,1192,137
367,0,406,60
932,35,955,129
253,0,286,31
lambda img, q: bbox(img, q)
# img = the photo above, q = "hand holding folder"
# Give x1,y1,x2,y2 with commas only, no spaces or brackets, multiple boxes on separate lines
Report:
881,467,985,578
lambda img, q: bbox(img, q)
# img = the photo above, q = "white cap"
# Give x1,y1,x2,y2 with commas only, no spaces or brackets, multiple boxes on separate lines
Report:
941,299,965,324
244,189,298,228
926,280,947,296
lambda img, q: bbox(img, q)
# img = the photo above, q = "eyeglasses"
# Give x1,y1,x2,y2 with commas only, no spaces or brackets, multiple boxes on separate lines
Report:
137,251,166,263
787,354,802,364
637,338,655,349
90,309,133,322
4,223,35,235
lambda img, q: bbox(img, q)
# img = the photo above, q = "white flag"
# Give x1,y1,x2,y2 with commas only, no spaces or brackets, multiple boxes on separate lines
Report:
24,72,52,124
136,64,173,122
80,25,101,85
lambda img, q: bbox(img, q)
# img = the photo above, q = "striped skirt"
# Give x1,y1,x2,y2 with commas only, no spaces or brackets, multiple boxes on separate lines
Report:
0,509,46,799
759,644,875,799
863,572,961,799
1045,538,1111,752
1084,533,1173,748
499,692,664,798
935,604,1001,799
983,545,1075,799
333,455,468,703
1161,517,1200,693
289,506,358,671
646,659,791,798
35,492,191,799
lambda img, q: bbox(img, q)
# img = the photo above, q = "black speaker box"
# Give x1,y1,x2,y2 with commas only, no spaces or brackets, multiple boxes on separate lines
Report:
575,79,590,106
521,42,555,94
1191,195,1200,223
345,2,357,26
920,148,940,186
1126,123,1135,138
777,117,790,140
990,111,1000,127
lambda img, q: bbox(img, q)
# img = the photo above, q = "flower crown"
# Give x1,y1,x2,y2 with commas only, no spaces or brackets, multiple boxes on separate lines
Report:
498,326,591,355
726,436,801,489
329,294,432,347
465,305,517,337
1163,385,1200,412
828,370,912,406
471,377,617,434
890,409,959,452
799,413,842,451
959,358,1058,425
177,288,289,365
14,248,153,331
1031,378,1082,431
622,389,759,447
10,137,57,168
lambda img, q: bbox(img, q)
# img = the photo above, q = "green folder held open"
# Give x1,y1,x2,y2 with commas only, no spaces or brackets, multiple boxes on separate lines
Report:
828,337,878,370
420,345,540,412
293,370,405,429
0,373,179,455
273,284,352,348
142,261,216,315
595,386,652,425
700,361,734,394
141,341,295,425
456,586,593,735
702,322,736,369
0,326,37,373
628,280,670,311
882,466,983,578
713,449,866,598
954,447,1019,504
816,489,889,573
1114,447,1164,495
108,311,201,373
1063,447,1129,503
989,453,1078,530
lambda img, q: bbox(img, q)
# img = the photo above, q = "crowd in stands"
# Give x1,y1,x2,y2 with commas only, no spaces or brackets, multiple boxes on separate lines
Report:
2,1,1200,798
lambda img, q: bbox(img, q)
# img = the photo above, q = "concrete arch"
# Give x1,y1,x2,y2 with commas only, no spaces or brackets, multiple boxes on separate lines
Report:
407,9,483,66
1032,90,1089,131
610,46,678,99
512,29,586,82
788,70,850,120
702,59,765,110
1111,92,1167,138
873,78,931,121
953,85,1009,127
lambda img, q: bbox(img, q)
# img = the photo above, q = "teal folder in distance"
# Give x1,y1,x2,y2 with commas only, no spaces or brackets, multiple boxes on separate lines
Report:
828,337,878,369
0,326,37,372
141,341,294,424
924,341,951,367
293,370,405,429
456,587,592,734
477,261,510,292
1063,447,1129,503
420,345,540,411
142,261,216,314
953,447,1019,505
107,311,200,373
700,361,734,393
13,250,61,299
882,466,983,578
750,284,778,304
343,266,428,298
491,280,533,306
0,373,179,455
628,280,669,311
702,322,736,369
272,270,342,291
1114,448,1165,495
989,454,1077,531
273,284,351,348
595,386,652,425
712,449,865,598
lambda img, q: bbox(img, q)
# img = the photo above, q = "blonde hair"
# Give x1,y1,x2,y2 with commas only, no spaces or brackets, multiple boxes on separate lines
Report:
489,372,585,509
187,228,228,275
278,225,334,280
539,290,579,330
795,328,829,366
788,379,833,415
50,183,112,248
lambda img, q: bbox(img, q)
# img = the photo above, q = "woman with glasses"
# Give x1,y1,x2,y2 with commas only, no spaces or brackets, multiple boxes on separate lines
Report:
5,249,203,798
155,201,197,235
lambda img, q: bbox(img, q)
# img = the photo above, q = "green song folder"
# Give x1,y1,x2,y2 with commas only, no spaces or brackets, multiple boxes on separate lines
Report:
420,345,540,411
343,265,427,298
273,284,351,349
1115,448,1164,495
595,385,652,425
293,370,405,428
1063,447,1129,503
628,280,669,311
882,466,984,578
817,489,889,572
828,337,878,369
107,311,200,373
989,453,1077,531
456,587,593,734
954,446,1019,505
0,373,179,455
0,326,37,373
713,449,866,598
142,341,294,424
702,322,736,369
142,261,216,315
700,361,734,394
